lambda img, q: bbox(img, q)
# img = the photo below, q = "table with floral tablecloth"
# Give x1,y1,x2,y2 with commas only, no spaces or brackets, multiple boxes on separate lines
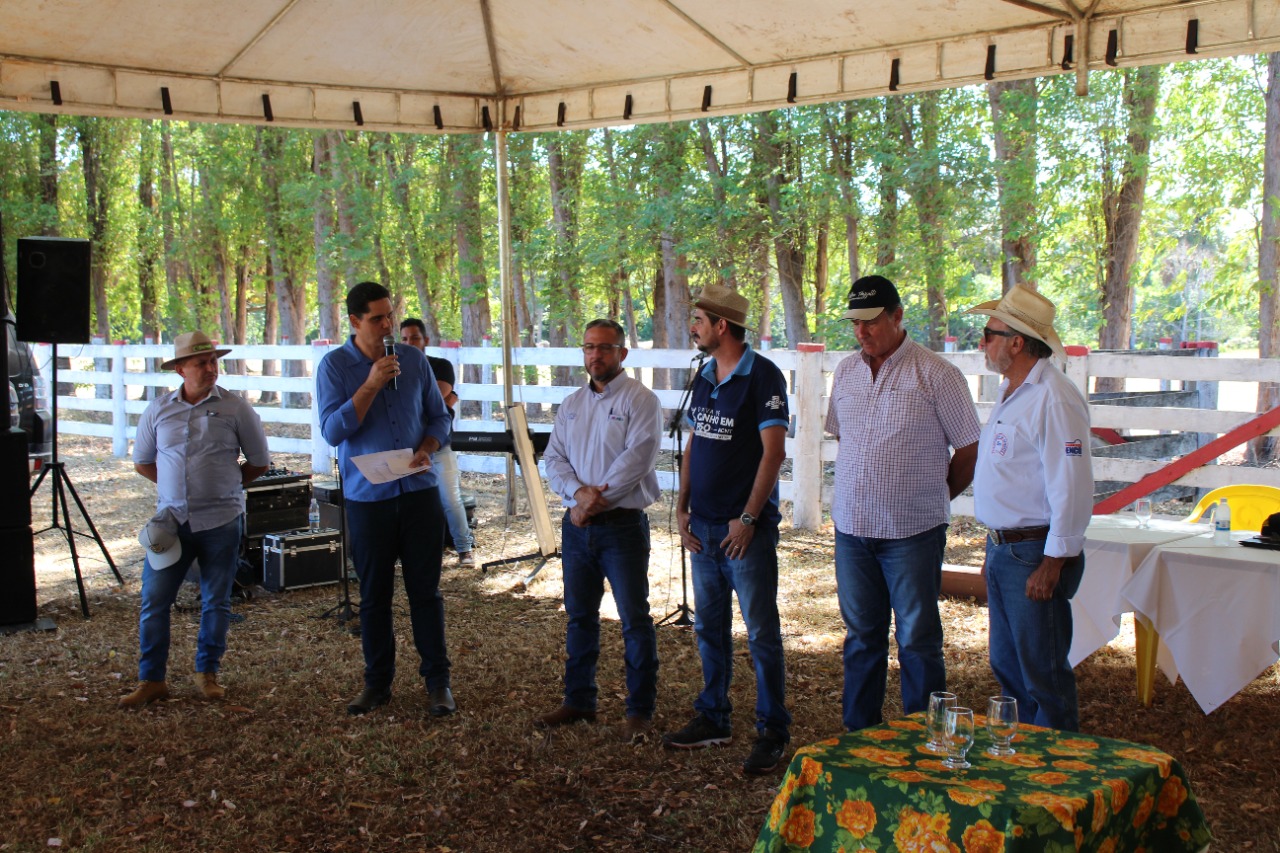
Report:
754,714,1212,852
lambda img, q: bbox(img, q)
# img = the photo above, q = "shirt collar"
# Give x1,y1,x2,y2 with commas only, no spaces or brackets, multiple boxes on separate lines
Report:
700,343,755,386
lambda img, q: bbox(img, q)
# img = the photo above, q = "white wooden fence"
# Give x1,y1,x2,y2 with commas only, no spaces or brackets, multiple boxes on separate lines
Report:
35,342,1280,530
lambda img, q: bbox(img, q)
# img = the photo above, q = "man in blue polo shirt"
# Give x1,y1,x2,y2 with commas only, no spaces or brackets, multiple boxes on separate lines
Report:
317,282,456,718
664,283,792,776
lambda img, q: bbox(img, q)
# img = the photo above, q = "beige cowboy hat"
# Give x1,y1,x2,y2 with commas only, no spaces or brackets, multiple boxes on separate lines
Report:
684,282,750,328
966,285,1066,361
161,330,231,370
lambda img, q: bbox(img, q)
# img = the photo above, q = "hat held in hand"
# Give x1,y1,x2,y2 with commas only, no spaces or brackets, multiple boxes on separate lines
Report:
138,512,183,570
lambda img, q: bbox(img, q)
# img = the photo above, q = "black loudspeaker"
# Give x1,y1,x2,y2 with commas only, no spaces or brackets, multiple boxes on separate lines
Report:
16,236,91,344
0,429,37,626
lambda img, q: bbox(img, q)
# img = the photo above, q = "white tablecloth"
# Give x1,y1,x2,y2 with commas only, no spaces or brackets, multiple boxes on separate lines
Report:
1119,533,1280,713
1069,516,1206,667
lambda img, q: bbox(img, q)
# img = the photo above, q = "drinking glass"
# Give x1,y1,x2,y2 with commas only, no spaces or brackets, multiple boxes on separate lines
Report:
985,695,1018,757
943,707,975,770
925,691,957,754
1134,498,1153,529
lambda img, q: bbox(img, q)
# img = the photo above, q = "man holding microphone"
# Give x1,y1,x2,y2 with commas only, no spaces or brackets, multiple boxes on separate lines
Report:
316,281,456,717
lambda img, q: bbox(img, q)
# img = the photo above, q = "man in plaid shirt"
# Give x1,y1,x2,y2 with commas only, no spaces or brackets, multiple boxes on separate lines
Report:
825,275,980,731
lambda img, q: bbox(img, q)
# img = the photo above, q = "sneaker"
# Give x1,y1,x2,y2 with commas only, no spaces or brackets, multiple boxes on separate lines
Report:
662,713,732,750
742,729,789,776
193,671,225,700
458,551,476,568
118,680,169,708
534,704,596,728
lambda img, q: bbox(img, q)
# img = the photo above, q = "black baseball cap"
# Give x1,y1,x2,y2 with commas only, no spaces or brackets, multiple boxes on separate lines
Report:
842,275,900,321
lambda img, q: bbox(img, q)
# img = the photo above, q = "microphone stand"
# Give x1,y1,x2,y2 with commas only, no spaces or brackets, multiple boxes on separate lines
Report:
658,353,705,628
317,462,359,633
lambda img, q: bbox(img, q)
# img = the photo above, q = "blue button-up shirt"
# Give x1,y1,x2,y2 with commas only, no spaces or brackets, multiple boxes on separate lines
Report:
133,384,270,531
316,335,452,503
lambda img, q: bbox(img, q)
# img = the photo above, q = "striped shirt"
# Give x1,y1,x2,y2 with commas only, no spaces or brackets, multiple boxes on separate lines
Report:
825,337,980,539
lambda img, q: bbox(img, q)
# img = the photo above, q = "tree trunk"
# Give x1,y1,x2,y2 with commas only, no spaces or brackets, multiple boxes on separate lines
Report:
37,114,58,236
698,119,741,289
383,135,437,337
988,78,1039,291
313,132,342,342
821,103,862,289
77,120,112,400
755,111,810,347
546,132,585,390
137,123,162,398
1097,66,1160,392
1254,53,1280,462
257,127,308,407
448,134,492,415
907,93,949,350
876,97,909,269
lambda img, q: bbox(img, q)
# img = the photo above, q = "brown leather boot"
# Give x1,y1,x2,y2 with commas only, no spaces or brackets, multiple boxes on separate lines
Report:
118,680,169,708
194,672,225,700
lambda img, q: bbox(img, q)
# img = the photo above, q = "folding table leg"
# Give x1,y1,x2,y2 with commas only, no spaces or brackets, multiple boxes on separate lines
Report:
1134,615,1160,706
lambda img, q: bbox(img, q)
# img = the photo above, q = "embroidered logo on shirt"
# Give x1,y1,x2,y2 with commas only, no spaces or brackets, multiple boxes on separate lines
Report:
992,433,1009,456
765,395,785,411
1065,439,1083,456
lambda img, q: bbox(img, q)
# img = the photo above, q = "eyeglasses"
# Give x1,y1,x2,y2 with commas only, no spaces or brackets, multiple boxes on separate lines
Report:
982,326,1019,342
581,343,622,353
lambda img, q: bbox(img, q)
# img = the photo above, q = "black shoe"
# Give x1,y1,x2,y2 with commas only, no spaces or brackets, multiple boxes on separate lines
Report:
662,713,732,750
742,729,788,776
427,685,456,717
347,687,391,716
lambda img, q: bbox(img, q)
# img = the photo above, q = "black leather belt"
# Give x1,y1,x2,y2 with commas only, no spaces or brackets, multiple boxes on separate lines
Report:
573,507,645,525
988,526,1051,545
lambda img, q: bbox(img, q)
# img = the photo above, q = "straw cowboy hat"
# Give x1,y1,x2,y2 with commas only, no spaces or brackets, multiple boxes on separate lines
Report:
966,285,1067,361
161,330,231,370
685,282,750,328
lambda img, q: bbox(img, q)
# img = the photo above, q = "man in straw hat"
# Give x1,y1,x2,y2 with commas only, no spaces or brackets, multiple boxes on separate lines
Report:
663,283,792,776
121,331,269,707
967,285,1092,731
826,274,980,732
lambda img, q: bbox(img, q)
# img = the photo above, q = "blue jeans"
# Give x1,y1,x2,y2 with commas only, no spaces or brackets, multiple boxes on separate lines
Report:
346,488,451,691
433,447,472,553
137,515,243,681
689,519,790,737
835,524,948,730
984,538,1085,731
560,510,658,719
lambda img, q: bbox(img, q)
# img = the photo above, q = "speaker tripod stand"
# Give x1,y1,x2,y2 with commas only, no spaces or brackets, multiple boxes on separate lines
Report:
30,342,121,618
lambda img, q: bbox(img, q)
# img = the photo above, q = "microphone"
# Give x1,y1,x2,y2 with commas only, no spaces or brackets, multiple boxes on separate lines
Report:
382,335,398,390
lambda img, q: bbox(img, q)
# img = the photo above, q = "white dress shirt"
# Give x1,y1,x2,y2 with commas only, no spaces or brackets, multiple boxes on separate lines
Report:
973,358,1093,558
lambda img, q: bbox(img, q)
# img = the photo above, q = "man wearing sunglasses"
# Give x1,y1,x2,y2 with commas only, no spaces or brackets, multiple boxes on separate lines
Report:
967,285,1092,731
825,275,980,731
539,319,663,742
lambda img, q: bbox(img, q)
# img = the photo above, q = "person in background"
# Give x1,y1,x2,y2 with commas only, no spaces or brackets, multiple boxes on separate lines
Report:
825,275,980,730
121,330,269,707
400,318,475,568
317,282,456,718
539,318,663,741
968,285,1093,731
664,283,792,776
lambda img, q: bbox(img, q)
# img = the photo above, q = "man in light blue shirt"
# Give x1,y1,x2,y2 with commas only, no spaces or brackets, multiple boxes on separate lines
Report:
539,319,663,741
316,281,456,717
121,330,269,707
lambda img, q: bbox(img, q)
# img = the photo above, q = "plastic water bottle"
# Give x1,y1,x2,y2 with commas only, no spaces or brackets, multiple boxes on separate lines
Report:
1212,498,1231,545
309,498,321,532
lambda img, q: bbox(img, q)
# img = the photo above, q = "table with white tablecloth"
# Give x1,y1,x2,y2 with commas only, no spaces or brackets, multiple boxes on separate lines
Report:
1119,532,1280,714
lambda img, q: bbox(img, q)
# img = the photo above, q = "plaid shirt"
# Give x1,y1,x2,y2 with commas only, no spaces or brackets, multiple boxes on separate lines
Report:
825,337,980,539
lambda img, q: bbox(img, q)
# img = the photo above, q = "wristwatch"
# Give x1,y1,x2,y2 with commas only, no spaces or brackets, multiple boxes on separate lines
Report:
739,512,756,527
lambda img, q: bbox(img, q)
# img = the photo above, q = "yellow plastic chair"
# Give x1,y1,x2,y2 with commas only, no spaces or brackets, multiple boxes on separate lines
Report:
1183,484,1280,532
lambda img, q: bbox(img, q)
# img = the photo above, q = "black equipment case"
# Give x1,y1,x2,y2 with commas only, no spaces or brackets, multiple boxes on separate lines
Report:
262,529,343,592
244,472,311,536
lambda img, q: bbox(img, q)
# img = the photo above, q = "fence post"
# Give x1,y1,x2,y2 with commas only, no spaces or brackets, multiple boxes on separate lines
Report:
792,343,825,531
1064,346,1091,399
481,335,494,421
112,342,128,457
311,341,331,473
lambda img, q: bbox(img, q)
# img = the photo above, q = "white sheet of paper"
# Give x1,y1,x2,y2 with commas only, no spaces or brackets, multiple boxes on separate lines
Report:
350,448,430,484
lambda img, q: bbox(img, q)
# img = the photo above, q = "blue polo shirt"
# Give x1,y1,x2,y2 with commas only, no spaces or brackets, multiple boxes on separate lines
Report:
316,335,452,503
685,345,790,527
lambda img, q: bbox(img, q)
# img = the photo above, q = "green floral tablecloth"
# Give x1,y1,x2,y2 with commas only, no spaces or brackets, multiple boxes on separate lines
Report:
754,714,1212,853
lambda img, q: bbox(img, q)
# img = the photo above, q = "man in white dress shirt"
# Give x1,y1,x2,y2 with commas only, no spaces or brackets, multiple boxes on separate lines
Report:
968,286,1093,731
539,319,663,741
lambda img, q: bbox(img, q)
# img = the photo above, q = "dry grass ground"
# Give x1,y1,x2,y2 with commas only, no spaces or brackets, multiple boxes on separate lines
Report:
3,436,1278,852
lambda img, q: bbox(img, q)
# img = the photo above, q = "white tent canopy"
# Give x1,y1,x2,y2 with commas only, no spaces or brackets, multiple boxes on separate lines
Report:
3,0,1279,134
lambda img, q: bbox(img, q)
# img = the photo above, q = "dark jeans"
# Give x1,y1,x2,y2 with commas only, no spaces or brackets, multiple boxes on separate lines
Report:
985,538,1085,731
689,519,790,738
346,488,450,691
560,510,658,719
835,524,948,730
138,515,243,681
